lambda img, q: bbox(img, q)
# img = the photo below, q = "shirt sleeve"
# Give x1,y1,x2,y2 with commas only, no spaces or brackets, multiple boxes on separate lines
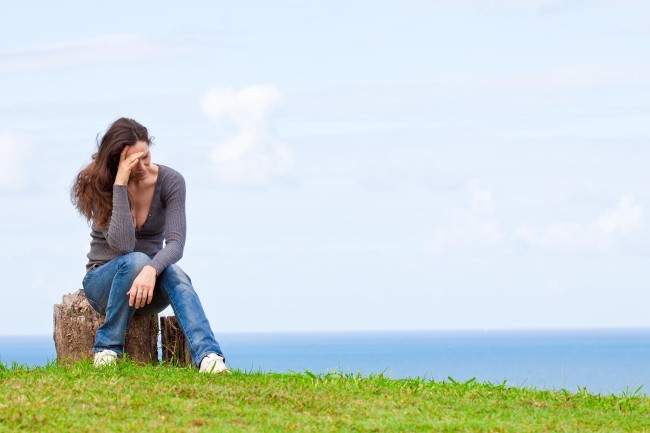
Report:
148,172,186,275
98,185,136,254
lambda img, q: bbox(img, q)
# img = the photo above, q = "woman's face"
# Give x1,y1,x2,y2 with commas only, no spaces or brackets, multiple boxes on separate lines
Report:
125,140,152,180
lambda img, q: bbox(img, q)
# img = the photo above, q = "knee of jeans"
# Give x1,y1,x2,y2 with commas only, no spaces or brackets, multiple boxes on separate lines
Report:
84,291,106,316
164,264,194,292
119,252,151,274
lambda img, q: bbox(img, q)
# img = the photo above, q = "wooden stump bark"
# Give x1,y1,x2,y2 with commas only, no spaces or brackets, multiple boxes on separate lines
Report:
53,289,159,364
160,315,192,366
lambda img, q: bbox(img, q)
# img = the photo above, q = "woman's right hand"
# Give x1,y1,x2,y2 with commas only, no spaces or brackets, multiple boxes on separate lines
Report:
114,146,144,185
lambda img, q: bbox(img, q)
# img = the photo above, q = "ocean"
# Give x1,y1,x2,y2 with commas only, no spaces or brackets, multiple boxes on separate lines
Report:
2,329,650,395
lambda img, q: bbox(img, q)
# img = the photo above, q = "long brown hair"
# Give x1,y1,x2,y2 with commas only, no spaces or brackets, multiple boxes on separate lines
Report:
71,117,153,228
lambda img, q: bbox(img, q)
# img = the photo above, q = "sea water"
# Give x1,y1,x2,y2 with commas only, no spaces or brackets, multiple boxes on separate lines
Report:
2,329,650,395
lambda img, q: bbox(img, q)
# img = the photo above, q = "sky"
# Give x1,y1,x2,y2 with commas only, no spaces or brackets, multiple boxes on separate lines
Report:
1,0,650,335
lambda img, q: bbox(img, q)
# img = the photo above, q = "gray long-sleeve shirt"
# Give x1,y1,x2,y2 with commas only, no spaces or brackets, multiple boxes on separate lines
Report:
85,164,186,275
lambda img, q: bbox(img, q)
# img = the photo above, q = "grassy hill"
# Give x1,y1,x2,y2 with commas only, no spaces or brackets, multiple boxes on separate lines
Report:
1,360,649,432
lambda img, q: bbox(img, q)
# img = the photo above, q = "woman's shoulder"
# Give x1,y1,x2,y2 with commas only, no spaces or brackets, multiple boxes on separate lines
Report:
157,164,185,183
157,164,186,197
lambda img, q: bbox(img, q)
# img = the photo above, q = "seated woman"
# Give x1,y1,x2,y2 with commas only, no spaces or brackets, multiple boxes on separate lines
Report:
71,117,227,373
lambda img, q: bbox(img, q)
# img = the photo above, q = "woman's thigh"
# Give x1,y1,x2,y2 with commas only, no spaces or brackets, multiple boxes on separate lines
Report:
135,287,170,316
134,265,190,315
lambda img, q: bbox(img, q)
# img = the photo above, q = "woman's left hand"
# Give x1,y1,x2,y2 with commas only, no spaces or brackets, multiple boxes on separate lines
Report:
128,265,157,308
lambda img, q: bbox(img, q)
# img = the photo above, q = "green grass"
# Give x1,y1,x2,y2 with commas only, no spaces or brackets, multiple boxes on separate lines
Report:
1,360,649,432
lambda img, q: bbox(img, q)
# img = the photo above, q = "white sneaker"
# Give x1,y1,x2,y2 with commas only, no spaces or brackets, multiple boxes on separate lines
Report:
94,349,118,367
199,353,228,374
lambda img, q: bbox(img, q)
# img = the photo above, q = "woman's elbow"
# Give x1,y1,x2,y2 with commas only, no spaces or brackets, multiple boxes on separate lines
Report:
167,239,184,261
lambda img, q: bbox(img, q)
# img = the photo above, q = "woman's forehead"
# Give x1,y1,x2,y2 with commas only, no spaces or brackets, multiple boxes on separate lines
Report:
125,140,149,156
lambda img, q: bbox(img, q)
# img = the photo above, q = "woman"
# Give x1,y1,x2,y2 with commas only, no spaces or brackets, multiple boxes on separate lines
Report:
71,117,227,373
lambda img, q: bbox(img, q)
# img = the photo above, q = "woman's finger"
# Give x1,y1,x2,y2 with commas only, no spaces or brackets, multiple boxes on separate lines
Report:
147,290,154,305
135,290,144,308
124,153,144,168
127,287,137,307
127,152,144,162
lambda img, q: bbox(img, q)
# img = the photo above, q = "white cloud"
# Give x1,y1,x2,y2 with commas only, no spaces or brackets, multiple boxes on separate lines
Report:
429,180,504,254
429,182,644,255
516,195,644,253
430,0,642,12
201,84,293,186
456,0,561,9
0,34,185,72
435,64,650,97
497,65,650,90
0,134,30,191
596,196,644,234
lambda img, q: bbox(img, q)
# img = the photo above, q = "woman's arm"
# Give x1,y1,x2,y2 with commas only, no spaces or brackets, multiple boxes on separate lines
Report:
97,184,136,254
96,147,144,253
148,172,187,275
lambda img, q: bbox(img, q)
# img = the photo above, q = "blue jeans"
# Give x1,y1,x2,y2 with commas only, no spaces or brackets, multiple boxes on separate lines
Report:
82,252,224,368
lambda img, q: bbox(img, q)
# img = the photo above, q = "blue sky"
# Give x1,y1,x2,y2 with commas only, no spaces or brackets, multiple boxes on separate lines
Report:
1,1,650,335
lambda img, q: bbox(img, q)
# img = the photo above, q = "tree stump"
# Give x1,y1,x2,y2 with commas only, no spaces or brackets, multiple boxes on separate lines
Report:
160,316,192,366
53,290,159,364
